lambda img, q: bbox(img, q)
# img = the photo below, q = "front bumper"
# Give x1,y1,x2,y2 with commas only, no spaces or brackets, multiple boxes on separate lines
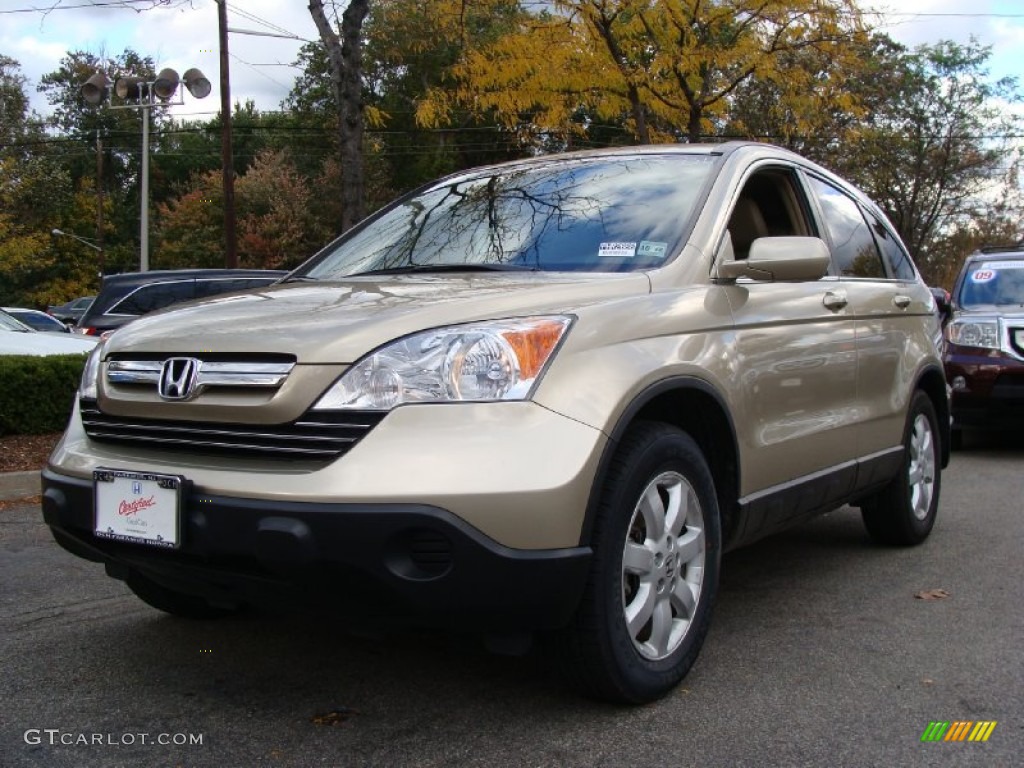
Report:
43,399,608,629
944,345,1024,430
42,467,591,631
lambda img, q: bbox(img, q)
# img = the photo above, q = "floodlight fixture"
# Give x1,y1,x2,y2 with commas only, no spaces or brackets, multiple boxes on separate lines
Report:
182,68,212,99
81,72,110,105
153,68,180,100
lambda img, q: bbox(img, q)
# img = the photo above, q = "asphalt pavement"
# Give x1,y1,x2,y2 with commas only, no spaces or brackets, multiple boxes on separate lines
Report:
1,438,1021,767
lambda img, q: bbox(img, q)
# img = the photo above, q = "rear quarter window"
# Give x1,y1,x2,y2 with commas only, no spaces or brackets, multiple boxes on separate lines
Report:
109,281,196,316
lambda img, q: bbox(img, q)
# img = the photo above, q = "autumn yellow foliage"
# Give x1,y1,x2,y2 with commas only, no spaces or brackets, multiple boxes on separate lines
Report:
418,0,868,144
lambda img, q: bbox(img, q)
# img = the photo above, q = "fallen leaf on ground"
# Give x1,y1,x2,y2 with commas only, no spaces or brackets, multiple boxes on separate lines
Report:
0,495,42,511
310,708,359,726
914,589,950,600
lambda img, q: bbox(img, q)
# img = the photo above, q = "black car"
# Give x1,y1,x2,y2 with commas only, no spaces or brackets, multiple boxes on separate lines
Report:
943,245,1024,446
47,296,95,325
75,269,287,336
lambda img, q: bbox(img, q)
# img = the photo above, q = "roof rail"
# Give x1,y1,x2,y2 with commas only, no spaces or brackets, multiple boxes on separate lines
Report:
978,242,1024,254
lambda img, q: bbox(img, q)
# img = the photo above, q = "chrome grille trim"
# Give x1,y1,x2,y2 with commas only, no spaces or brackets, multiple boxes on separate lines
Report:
80,401,385,460
107,360,295,389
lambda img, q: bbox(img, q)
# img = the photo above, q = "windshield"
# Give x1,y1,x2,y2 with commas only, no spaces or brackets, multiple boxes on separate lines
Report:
299,154,717,279
0,311,31,332
958,259,1024,308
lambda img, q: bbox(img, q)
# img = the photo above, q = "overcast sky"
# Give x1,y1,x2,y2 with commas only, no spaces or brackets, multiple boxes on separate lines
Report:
2,0,1023,122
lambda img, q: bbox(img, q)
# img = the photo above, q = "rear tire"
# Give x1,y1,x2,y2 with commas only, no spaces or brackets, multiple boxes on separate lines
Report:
861,391,941,546
554,422,721,704
127,573,238,620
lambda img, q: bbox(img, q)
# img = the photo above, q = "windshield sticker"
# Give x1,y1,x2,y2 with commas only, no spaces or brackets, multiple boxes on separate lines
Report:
972,269,997,283
979,260,1024,271
599,242,637,259
637,241,669,259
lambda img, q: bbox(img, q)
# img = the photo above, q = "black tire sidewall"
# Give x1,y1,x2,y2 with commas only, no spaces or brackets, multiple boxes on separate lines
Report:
863,391,942,545
901,391,942,540
590,424,721,701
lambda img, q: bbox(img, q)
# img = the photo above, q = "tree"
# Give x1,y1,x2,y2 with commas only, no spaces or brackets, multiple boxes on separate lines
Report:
0,55,31,150
362,0,529,189
723,32,900,153
833,39,1023,283
418,0,868,144
154,149,326,270
309,0,371,232
0,155,116,306
38,49,160,256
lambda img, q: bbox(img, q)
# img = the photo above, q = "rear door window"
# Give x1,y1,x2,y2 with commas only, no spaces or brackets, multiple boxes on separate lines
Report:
808,177,886,279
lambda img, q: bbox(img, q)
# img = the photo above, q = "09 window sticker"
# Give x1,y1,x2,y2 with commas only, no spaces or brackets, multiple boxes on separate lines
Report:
971,259,1024,282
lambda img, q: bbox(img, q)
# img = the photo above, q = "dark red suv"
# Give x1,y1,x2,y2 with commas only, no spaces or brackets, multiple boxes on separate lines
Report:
943,246,1024,447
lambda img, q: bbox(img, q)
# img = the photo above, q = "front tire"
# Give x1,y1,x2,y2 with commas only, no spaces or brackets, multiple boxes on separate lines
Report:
555,422,721,704
861,391,941,545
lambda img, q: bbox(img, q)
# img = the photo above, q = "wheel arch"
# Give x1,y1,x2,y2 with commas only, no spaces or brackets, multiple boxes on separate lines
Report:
915,364,950,469
580,377,742,550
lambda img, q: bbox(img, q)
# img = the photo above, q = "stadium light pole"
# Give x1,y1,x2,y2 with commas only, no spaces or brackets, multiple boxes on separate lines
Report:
80,67,211,272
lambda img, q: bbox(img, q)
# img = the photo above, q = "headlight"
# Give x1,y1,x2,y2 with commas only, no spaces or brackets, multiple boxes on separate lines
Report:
312,316,573,411
945,319,999,350
79,342,105,399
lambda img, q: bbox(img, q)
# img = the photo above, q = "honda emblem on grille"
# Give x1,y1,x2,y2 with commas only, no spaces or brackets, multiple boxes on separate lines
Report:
158,357,200,400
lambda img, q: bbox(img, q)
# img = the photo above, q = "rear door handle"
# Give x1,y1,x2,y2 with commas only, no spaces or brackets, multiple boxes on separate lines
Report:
893,294,912,309
823,289,848,311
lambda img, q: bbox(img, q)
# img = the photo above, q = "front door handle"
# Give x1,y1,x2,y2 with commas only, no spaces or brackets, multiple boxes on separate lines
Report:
893,294,912,309
823,289,848,311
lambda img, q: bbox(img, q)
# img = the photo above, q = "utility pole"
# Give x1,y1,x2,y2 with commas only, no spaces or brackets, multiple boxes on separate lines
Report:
95,130,105,279
218,0,238,269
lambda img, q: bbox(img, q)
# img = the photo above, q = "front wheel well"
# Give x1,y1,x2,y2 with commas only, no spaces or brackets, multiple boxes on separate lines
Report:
585,382,740,549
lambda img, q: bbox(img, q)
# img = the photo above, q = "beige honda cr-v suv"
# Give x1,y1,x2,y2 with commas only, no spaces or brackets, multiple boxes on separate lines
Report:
42,142,949,703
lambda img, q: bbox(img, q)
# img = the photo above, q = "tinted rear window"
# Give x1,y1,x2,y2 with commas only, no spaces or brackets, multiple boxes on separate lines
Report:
110,281,195,316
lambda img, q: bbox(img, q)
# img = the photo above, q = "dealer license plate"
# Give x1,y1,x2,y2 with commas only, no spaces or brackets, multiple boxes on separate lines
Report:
94,469,183,549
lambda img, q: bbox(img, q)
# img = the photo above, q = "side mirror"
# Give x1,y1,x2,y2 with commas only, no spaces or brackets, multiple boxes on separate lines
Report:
716,236,831,282
929,287,952,326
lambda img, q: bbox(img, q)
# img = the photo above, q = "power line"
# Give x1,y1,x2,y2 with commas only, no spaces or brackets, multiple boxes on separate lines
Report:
0,0,189,14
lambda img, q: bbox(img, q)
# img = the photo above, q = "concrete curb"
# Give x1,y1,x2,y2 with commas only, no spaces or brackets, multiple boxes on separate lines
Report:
0,470,42,501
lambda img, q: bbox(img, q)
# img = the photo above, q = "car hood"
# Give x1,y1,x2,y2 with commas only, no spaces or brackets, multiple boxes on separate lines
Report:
0,330,98,356
102,272,651,363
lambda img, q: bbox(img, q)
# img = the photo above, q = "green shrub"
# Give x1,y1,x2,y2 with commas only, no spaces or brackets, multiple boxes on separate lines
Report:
0,354,87,436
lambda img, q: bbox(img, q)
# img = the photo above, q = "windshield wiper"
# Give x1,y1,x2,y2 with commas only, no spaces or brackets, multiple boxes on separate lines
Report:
349,263,538,277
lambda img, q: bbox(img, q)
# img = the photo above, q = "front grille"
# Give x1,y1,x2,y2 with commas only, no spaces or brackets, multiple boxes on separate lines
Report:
80,400,385,460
